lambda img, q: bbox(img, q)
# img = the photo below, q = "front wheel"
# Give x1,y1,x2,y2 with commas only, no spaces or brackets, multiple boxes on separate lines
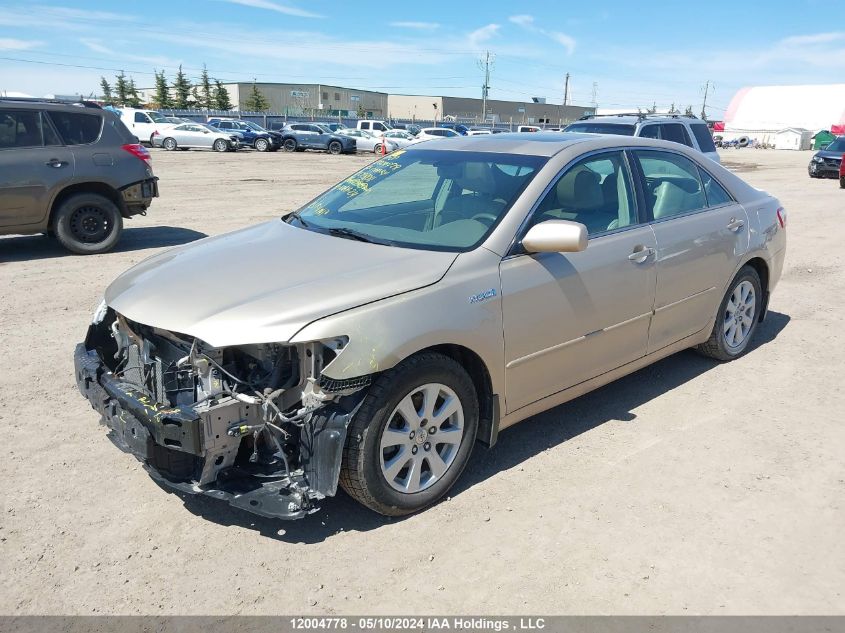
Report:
283,138,297,152
213,139,229,152
255,138,269,152
340,353,478,516
52,193,123,255
696,265,763,361
328,141,342,155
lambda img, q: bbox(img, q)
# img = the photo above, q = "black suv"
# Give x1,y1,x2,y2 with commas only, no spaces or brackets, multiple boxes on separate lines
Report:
0,98,158,254
808,135,844,179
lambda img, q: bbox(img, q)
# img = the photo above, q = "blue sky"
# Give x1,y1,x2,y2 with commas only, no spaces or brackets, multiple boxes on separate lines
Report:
0,0,842,117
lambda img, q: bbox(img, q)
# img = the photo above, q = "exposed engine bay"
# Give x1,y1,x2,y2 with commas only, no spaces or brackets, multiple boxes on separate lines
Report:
74,305,371,519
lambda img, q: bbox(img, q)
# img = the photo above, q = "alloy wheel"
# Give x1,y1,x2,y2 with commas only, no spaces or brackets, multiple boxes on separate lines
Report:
724,280,756,348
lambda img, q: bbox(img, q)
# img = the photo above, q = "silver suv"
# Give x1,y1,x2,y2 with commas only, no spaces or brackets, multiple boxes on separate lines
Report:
75,133,785,519
0,98,158,254
565,113,720,163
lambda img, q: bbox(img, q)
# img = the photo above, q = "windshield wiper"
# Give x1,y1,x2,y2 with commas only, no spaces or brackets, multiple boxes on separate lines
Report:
326,227,377,243
284,211,309,227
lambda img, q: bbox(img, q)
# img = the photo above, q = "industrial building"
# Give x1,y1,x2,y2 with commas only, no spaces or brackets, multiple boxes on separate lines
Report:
222,82,388,117
388,94,595,125
721,83,845,148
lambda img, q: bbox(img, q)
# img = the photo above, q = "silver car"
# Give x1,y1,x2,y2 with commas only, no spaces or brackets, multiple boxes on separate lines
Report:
151,123,239,152
338,128,399,154
75,134,786,519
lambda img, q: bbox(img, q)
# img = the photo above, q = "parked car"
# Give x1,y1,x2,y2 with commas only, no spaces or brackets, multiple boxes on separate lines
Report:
565,113,720,163
466,128,492,136
517,125,541,133
338,128,399,153
163,116,192,125
356,120,393,137
114,107,175,146
381,129,421,149
206,118,280,152
152,123,239,152
840,152,845,188
74,133,786,520
439,122,470,135
415,127,460,141
280,123,357,154
0,97,158,254
392,123,422,136
324,122,346,133
808,135,845,179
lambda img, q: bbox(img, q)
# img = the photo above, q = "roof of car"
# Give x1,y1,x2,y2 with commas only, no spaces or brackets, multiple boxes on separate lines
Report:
571,114,702,126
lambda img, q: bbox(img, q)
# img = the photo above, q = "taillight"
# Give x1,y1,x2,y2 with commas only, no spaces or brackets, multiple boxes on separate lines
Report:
122,143,151,163
152,130,160,137
776,207,786,228
840,153,845,177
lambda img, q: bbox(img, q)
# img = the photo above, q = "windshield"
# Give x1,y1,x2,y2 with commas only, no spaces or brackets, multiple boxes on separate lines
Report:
824,137,845,152
147,111,168,123
290,149,545,251
242,121,266,131
565,122,636,136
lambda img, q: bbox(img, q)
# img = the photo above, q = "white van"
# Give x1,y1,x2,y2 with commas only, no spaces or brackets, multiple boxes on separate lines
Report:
356,120,392,137
116,108,175,145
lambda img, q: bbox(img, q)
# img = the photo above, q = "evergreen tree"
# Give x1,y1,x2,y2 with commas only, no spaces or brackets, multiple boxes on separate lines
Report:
356,102,365,118
115,71,129,106
213,80,233,111
684,105,694,117
647,101,657,114
126,77,142,107
99,77,113,104
190,86,203,109
243,82,270,112
153,70,172,109
172,64,192,110
199,64,212,111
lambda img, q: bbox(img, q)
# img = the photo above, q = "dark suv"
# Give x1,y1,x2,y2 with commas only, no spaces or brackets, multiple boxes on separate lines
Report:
808,135,844,179
0,98,158,254
280,123,357,154
206,118,281,151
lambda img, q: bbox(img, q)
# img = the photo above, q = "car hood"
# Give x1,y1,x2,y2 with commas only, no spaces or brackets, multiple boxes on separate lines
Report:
814,149,844,160
105,220,457,347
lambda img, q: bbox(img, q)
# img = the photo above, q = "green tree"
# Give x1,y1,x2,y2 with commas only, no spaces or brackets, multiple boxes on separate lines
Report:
172,64,192,110
243,82,270,111
99,77,113,104
126,77,142,107
199,64,212,111
356,102,365,118
153,70,172,109
115,71,129,106
190,86,203,109
213,80,233,111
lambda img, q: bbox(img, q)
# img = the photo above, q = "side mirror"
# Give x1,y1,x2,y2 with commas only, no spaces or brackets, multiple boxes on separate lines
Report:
522,220,588,253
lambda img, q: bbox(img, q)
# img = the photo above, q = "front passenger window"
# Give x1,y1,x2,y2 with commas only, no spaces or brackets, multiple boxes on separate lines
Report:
529,151,636,236
634,150,707,220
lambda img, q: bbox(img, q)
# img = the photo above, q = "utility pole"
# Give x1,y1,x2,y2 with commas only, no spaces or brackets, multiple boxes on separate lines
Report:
591,82,598,109
701,80,711,121
563,73,570,107
478,51,493,123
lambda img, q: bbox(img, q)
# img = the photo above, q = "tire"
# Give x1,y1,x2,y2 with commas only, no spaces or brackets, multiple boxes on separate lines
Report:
696,265,763,361
149,134,156,146
52,193,123,255
254,138,269,152
373,143,383,154
162,137,177,151
213,139,229,152
283,138,297,152
340,352,479,516
328,141,342,155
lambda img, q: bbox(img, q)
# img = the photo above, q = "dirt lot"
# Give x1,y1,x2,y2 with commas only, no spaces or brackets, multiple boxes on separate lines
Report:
1,147,843,615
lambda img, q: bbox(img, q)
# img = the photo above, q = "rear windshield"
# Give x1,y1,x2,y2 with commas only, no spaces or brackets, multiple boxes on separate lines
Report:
565,122,636,136
690,123,717,152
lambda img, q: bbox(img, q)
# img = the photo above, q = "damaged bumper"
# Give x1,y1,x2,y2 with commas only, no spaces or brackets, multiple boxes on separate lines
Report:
74,339,360,520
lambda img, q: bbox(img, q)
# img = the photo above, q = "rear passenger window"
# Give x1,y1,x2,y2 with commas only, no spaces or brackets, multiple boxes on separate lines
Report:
530,150,636,236
660,123,693,147
698,168,733,206
690,123,717,153
46,111,102,145
639,125,659,139
633,150,707,220
0,111,50,149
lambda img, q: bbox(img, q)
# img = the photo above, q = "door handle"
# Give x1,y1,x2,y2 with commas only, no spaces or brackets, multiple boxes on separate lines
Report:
628,245,655,263
45,159,68,168
727,218,745,232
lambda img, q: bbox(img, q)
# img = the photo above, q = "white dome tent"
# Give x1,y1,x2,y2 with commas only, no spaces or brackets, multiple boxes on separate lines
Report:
722,84,845,148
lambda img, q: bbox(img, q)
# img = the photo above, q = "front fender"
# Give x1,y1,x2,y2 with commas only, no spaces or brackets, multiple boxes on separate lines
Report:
289,248,506,399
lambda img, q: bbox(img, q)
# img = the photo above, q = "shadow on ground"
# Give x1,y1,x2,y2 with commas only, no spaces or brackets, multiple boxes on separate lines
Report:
174,311,790,543
0,226,206,263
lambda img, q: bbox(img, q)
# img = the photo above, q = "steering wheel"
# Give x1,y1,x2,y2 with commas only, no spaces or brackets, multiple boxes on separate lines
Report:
471,213,498,223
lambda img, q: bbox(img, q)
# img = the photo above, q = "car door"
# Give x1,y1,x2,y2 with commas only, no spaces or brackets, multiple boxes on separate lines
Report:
190,125,214,149
630,149,749,352
500,150,657,413
0,109,74,228
310,125,329,149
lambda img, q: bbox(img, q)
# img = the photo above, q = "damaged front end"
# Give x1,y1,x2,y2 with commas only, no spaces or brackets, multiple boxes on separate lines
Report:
74,303,370,519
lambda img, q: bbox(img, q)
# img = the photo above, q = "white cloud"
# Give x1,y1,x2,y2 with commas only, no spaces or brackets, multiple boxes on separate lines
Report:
390,21,440,30
0,38,42,51
780,32,845,46
508,14,576,55
468,24,500,49
79,39,182,71
217,0,323,18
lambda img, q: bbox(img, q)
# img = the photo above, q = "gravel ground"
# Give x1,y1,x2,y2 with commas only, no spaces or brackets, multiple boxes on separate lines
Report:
0,147,842,615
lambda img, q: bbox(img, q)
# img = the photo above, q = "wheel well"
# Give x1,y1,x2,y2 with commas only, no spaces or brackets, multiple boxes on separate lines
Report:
49,182,125,226
422,344,500,448
743,257,770,321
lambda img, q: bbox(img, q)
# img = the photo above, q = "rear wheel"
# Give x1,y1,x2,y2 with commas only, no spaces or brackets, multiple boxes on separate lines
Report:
283,138,297,152
373,143,383,154
213,139,229,152
255,138,269,152
328,141,342,155
696,266,762,361
53,193,123,255
340,353,478,516
162,137,177,151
